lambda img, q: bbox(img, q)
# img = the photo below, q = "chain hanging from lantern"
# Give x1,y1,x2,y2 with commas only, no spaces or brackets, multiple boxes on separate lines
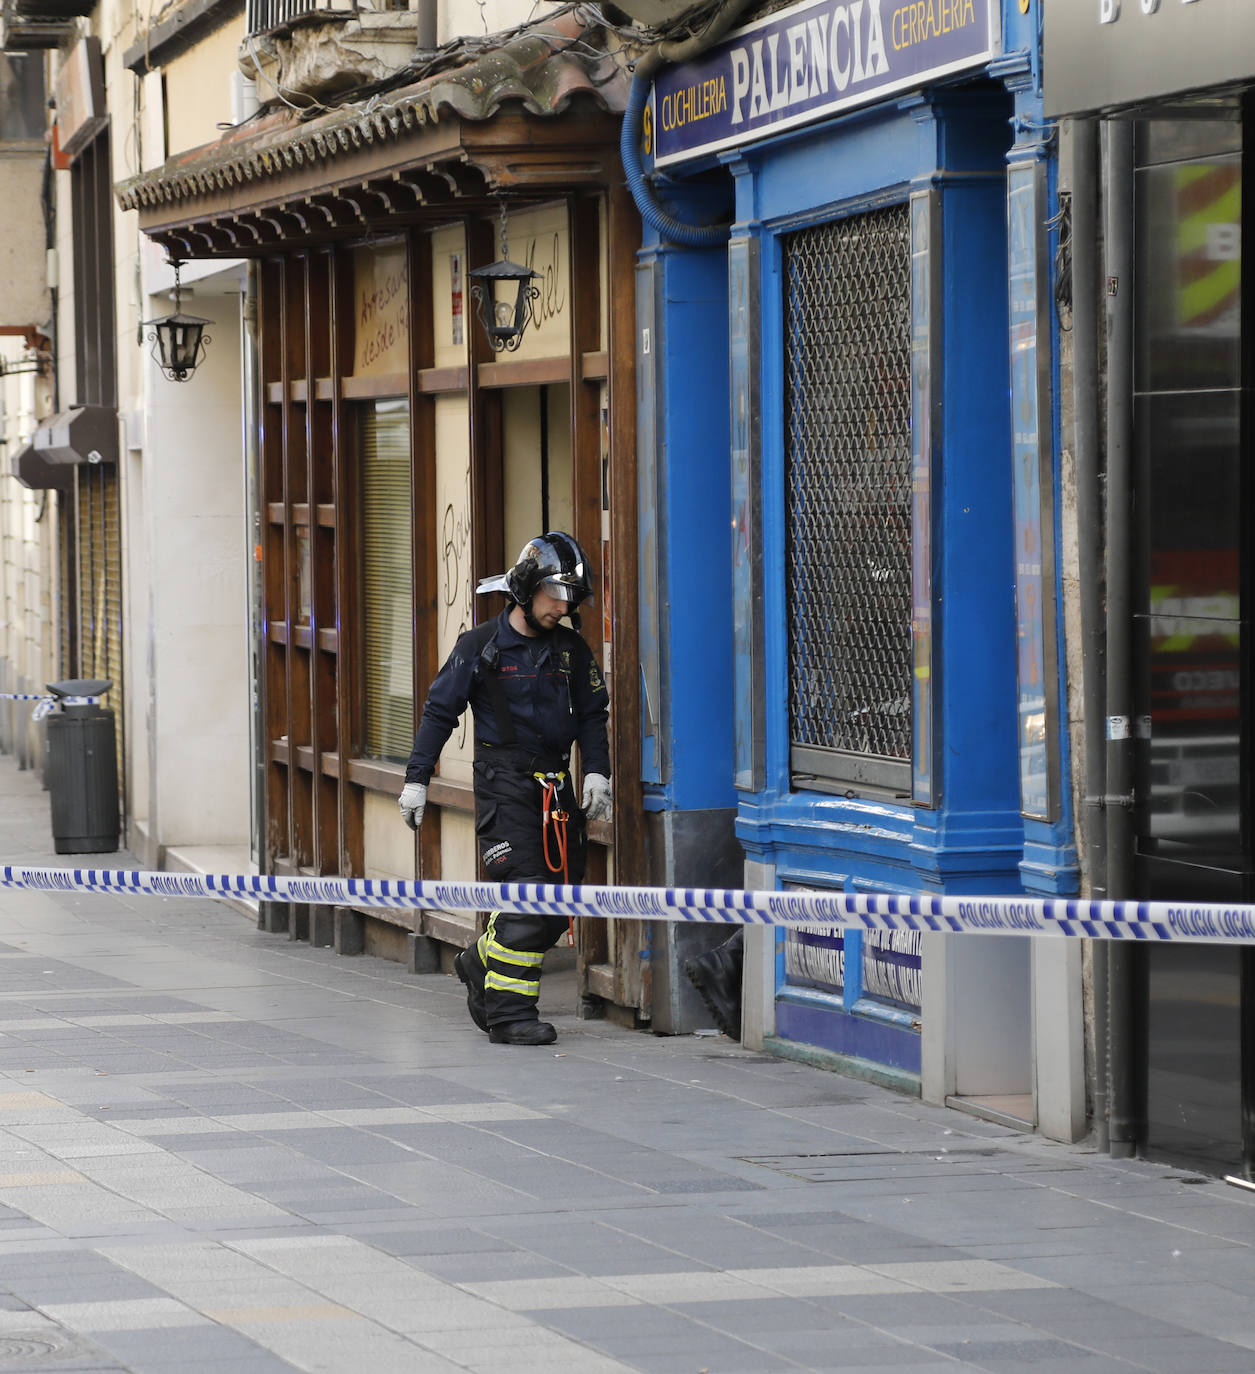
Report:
468,202,542,353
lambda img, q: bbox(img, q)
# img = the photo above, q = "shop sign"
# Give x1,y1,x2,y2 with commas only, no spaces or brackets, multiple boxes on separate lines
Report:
650,0,999,168
1044,0,1255,117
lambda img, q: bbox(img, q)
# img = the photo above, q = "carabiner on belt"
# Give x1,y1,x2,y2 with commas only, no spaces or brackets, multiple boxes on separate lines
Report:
534,770,573,944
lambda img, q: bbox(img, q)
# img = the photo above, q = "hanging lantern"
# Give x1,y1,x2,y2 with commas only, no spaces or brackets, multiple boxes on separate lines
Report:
143,258,212,382
468,203,541,353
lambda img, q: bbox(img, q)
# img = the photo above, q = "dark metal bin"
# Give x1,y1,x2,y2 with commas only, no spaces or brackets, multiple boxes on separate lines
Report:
45,678,118,854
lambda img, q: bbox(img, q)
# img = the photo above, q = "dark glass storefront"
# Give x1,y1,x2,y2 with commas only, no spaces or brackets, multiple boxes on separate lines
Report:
1132,107,1255,1175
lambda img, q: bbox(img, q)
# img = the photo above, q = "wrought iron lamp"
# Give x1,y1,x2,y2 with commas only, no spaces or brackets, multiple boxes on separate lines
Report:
143,259,212,382
468,204,541,352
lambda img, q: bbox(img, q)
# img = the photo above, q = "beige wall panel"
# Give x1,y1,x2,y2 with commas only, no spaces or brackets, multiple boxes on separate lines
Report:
164,16,246,156
430,225,468,369
547,383,573,533
438,806,478,881
101,26,140,414
141,70,166,173
363,787,414,879
438,0,561,43
502,388,541,556
434,392,473,783
599,197,609,353
489,201,569,363
352,241,409,377
0,153,50,327
501,383,572,556
53,167,74,403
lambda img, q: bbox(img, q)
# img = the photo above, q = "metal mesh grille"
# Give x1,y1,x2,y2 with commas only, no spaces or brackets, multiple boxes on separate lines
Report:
784,206,913,767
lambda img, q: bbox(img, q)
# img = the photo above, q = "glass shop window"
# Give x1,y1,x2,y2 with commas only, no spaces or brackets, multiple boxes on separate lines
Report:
360,397,412,761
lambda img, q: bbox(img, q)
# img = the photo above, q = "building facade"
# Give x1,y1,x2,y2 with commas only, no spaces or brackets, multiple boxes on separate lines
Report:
13,0,1255,1174
636,0,1088,1140
1046,0,1255,1177
116,5,666,1020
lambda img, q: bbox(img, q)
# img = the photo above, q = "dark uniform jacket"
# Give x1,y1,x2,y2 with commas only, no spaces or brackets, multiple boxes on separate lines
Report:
405,608,610,785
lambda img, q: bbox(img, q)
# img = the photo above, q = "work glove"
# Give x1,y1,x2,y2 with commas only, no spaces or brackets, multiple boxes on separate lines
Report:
399,782,427,831
581,772,612,823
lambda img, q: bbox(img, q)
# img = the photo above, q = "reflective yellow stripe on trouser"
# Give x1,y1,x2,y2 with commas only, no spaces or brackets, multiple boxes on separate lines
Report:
481,915,543,999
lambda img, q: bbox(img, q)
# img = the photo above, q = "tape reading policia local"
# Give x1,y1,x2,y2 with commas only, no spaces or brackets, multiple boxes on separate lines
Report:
0,693,99,721
2,865,1255,944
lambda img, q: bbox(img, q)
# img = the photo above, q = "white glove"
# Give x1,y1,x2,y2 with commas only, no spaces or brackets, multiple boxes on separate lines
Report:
399,782,427,831
581,772,612,823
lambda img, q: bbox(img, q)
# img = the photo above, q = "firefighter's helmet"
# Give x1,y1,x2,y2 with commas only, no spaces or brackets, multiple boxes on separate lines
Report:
476,531,593,608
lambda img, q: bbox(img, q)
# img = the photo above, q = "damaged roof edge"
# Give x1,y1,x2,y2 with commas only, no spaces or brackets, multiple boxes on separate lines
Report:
117,13,631,212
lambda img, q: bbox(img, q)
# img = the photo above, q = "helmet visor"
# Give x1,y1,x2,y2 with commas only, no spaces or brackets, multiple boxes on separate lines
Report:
539,576,583,604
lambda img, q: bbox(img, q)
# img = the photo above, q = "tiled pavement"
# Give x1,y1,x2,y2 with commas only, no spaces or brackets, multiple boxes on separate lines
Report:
0,757,1252,1372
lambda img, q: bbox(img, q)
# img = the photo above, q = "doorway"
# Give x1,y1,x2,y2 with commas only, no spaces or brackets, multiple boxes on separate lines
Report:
1130,107,1255,1174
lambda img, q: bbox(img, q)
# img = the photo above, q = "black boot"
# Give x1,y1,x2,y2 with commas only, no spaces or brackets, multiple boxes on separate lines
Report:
489,1019,557,1046
454,947,488,1033
684,937,743,1040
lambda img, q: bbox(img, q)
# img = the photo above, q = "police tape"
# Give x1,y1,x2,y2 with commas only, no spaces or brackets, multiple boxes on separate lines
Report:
0,693,99,721
2,863,1255,944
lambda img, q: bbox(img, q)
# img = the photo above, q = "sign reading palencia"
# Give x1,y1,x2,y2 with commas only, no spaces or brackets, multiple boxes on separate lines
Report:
651,0,999,167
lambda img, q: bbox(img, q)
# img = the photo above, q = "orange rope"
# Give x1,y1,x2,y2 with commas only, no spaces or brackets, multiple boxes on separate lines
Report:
538,776,573,945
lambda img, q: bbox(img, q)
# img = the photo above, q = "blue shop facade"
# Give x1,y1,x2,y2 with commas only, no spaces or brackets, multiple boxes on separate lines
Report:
636,0,1087,1140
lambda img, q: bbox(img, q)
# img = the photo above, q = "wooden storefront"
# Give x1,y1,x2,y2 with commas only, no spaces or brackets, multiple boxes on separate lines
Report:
119,56,651,1019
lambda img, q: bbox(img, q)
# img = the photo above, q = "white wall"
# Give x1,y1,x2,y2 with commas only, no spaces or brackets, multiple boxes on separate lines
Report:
741,858,777,1050
0,352,57,772
922,932,1087,1142
139,268,251,852
438,0,564,42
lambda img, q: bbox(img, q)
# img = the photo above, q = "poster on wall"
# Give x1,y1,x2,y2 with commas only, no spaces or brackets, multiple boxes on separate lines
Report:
450,252,464,347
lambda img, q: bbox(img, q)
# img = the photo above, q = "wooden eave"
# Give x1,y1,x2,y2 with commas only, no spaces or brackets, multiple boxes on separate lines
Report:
117,10,630,258
133,105,625,258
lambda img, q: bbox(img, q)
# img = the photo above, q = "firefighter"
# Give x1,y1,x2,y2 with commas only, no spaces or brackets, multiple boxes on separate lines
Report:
398,531,611,1045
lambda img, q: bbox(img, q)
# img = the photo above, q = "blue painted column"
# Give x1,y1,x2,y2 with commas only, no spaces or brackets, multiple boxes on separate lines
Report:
999,60,1080,896
907,91,1024,891
725,154,765,799
636,229,735,817
635,206,739,1030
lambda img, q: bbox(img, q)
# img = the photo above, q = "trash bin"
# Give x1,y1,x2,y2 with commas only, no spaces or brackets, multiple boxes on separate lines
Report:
45,678,119,854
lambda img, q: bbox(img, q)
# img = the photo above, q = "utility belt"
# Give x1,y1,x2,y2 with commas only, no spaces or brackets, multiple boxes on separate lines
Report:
474,744,580,942
474,741,571,777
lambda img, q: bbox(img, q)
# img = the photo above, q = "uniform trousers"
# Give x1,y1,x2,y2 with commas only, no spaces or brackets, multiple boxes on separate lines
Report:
464,750,587,1026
